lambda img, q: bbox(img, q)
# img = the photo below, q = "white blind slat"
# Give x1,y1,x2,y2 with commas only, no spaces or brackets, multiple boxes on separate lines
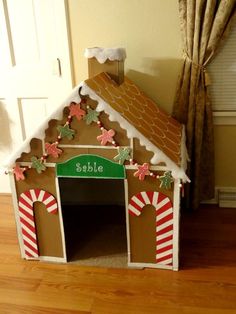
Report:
208,23,236,111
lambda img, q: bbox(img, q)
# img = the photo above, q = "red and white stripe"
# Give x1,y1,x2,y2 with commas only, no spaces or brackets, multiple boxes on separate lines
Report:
129,191,173,265
18,189,58,259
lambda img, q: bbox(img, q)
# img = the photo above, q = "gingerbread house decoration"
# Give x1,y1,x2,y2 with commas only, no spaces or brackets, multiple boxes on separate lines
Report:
4,48,189,271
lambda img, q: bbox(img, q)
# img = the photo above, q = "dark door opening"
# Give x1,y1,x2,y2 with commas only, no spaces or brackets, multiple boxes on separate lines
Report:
58,178,127,267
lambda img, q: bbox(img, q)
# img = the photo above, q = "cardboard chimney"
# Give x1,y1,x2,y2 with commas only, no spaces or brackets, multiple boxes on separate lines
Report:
85,47,126,84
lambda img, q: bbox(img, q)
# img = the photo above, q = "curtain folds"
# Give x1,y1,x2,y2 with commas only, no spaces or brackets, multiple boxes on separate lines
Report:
172,0,236,209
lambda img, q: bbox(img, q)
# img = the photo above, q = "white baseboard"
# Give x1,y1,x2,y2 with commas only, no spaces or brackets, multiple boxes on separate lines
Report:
202,187,236,208
218,188,236,208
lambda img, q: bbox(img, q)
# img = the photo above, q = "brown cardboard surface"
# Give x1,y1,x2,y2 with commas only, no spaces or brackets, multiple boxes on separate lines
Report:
16,138,43,162
133,138,154,164
34,201,63,257
99,112,130,146
126,169,173,202
15,167,64,258
126,170,173,263
88,58,124,85
129,204,157,263
45,117,68,144
48,147,118,164
45,98,130,163
88,148,118,161
49,148,89,163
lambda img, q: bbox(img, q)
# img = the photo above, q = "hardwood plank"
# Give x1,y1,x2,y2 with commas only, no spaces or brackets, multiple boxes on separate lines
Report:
0,195,236,313
0,303,90,314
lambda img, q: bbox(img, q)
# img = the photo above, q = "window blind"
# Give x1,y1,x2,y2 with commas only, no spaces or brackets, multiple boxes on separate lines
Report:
208,23,236,112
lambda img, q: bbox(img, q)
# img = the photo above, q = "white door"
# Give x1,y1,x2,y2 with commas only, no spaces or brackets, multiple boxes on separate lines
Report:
0,0,73,192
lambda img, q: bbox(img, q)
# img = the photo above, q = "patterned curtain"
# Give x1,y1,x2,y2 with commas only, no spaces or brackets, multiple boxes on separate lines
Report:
173,0,236,209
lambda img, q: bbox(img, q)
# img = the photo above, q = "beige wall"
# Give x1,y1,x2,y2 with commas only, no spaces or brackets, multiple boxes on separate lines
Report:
67,0,236,190
67,0,182,114
214,125,236,187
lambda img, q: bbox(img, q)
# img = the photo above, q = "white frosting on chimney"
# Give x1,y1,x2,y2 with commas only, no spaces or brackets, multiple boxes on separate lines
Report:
84,47,126,64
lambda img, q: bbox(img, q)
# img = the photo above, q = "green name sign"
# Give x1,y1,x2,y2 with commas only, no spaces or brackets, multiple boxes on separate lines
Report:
56,154,126,179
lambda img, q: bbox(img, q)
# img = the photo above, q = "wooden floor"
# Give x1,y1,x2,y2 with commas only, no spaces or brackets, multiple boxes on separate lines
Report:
0,194,236,313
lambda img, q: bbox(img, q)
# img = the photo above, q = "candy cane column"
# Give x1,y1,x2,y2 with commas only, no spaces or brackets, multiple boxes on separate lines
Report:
129,191,173,265
18,189,58,259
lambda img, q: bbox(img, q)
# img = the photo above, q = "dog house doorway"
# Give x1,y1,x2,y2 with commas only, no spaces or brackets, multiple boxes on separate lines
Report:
56,155,128,268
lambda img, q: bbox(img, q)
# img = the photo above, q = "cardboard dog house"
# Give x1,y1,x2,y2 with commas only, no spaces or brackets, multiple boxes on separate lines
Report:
5,48,188,270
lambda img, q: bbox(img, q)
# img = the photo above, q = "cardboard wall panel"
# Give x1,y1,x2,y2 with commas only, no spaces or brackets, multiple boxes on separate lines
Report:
16,138,43,162
126,170,173,263
15,167,64,257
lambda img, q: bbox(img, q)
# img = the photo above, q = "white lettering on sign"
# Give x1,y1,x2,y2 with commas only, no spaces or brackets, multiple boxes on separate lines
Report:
76,162,104,173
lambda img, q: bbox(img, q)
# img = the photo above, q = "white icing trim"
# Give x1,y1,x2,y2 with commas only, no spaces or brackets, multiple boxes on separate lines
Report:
81,83,189,182
124,179,131,264
2,84,83,168
84,47,126,64
172,179,181,270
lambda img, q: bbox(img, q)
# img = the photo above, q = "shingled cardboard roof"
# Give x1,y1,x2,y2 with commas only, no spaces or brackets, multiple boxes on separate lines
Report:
84,72,183,166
